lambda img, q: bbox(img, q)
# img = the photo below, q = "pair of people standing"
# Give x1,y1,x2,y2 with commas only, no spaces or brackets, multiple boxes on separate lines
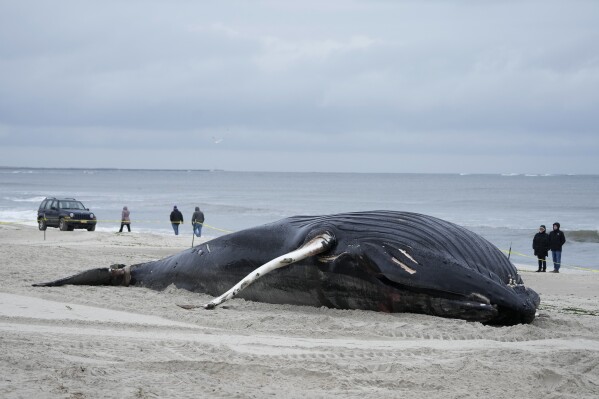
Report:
169,205,205,237
532,223,566,273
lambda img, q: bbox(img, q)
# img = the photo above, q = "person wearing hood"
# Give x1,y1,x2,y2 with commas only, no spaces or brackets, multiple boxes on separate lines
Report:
191,206,205,237
119,206,131,232
548,222,566,273
532,225,550,272
170,205,184,235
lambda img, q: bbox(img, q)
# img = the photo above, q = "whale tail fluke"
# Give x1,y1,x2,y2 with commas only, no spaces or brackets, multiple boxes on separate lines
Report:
33,264,131,287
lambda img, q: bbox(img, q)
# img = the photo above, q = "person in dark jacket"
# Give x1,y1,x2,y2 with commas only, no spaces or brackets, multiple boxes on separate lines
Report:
548,222,566,273
532,225,550,272
170,205,184,235
191,206,205,237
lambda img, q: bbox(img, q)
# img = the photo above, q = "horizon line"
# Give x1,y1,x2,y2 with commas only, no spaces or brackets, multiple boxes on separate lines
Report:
0,166,593,176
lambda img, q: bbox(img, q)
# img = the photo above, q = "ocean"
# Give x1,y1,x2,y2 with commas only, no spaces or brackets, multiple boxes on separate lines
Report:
1,167,598,271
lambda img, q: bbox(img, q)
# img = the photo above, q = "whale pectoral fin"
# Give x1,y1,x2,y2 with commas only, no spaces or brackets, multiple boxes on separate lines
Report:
200,232,335,310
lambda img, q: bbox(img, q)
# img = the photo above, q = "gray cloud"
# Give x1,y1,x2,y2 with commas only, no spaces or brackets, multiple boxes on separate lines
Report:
1,0,598,173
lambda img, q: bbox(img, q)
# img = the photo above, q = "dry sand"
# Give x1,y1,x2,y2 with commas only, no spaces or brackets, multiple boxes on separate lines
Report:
1,224,598,398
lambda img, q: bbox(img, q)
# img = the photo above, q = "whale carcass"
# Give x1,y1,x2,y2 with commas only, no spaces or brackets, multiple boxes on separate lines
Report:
34,211,540,325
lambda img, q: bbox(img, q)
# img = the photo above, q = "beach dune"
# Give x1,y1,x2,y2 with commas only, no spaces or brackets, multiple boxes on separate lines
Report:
1,224,598,398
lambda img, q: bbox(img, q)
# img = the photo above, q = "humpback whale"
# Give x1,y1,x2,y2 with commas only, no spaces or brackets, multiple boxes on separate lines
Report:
34,211,540,325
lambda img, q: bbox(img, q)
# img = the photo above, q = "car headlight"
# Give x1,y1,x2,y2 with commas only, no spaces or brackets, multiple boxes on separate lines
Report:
90,213,95,219
69,213,74,218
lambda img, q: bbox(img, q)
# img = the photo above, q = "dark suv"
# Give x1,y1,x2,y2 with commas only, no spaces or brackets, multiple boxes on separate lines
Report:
37,197,97,231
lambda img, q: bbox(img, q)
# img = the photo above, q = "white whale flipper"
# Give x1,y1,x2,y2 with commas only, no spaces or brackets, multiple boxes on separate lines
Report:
203,233,334,309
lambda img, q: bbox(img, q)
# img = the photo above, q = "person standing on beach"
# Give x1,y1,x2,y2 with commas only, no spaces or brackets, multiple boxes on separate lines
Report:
119,206,131,232
532,225,550,272
191,206,205,237
170,205,184,235
549,222,566,273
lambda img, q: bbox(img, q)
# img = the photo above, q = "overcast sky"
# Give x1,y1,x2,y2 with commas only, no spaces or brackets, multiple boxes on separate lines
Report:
1,1,597,174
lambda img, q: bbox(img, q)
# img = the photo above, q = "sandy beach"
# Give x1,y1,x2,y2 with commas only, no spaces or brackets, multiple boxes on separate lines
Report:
1,224,598,398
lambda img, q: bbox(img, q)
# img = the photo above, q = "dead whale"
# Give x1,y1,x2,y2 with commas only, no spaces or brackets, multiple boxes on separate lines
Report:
34,211,540,325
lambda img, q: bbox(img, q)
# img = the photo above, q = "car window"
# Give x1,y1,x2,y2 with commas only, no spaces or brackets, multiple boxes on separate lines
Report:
39,200,47,209
49,200,57,209
59,201,86,210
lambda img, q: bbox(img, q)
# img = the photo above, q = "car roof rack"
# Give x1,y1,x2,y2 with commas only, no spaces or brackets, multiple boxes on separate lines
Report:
44,197,77,201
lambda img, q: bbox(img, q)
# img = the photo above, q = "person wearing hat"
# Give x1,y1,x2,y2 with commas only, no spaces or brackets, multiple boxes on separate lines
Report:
532,225,550,272
548,222,566,273
169,205,184,235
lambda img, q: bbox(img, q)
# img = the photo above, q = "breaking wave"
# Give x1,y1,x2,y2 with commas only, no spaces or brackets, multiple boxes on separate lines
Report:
3,196,46,203
567,230,599,243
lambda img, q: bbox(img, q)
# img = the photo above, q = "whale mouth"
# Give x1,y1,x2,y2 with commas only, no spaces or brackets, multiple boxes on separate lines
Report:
429,298,499,323
375,275,540,325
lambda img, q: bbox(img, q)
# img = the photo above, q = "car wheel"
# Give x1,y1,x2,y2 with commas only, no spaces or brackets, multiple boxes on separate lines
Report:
38,219,47,231
87,225,96,232
59,218,69,231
